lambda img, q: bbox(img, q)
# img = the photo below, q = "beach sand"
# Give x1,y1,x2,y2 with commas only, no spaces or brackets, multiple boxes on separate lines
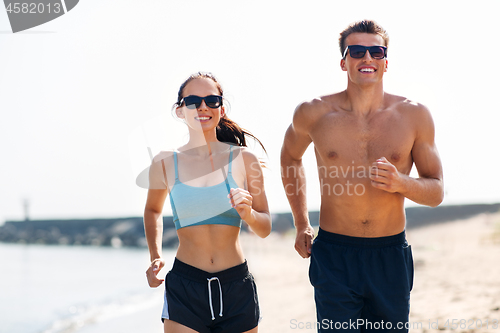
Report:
93,212,500,333
243,231,317,332
406,213,500,332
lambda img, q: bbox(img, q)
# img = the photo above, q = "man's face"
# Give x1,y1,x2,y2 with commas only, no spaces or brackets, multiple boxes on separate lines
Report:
341,33,388,86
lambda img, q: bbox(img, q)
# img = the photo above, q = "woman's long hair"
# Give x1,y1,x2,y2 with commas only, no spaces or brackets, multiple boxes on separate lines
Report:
174,72,266,153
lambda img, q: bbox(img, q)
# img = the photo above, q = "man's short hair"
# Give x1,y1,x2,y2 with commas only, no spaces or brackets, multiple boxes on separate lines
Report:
339,20,389,56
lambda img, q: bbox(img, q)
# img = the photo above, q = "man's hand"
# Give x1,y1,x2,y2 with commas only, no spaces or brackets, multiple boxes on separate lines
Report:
295,224,315,258
370,157,405,193
146,258,165,288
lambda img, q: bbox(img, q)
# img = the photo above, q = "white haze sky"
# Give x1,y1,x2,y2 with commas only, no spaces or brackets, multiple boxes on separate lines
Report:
1,0,499,223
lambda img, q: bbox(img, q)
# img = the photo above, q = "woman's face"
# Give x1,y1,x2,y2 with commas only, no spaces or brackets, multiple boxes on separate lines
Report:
176,78,224,133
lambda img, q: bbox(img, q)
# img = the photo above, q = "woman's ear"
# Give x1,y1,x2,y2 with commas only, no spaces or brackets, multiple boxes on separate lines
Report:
220,106,226,118
175,106,185,119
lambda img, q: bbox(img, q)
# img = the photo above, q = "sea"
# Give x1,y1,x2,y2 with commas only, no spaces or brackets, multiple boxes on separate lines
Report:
0,243,176,333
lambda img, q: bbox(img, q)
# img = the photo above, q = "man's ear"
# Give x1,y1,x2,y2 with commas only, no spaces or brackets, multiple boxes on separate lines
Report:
384,59,388,72
340,58,347,71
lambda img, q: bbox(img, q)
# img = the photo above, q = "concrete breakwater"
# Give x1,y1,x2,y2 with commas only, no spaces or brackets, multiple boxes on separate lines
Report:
0,217,175,248
0,214,295,248
1,204,499,247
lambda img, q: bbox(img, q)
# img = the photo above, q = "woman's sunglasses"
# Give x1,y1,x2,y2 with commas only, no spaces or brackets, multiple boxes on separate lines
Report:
181,95,223,109
343,45,387,60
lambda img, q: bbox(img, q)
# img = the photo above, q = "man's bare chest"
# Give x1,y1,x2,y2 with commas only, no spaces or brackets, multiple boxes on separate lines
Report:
310,113,415,170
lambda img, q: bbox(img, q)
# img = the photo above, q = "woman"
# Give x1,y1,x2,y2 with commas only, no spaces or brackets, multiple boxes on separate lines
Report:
144,72,271,333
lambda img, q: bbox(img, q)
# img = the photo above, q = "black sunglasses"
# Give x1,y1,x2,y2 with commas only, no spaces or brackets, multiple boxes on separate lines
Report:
181,95,223,109
343,45,387,60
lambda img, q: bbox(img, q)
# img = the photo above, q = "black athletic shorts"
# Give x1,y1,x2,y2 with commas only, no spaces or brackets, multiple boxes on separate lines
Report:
309,228,414,333
162,258,260,333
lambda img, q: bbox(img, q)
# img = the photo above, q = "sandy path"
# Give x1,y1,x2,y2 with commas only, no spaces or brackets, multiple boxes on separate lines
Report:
407,213,500,332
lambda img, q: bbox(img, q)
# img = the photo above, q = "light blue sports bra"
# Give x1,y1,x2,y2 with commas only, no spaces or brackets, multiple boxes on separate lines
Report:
165,147,242,230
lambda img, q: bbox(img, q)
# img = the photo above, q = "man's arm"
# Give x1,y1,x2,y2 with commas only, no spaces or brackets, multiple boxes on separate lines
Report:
281,102,315,258
370,104,444,207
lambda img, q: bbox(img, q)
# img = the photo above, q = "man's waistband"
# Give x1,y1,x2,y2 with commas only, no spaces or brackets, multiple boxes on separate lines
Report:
316,227,407,248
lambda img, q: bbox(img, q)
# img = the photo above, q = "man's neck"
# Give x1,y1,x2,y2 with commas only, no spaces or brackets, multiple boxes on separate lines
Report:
344,82,385,116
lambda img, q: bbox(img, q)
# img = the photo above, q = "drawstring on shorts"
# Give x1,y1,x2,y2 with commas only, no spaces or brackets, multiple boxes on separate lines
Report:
207,277,223,320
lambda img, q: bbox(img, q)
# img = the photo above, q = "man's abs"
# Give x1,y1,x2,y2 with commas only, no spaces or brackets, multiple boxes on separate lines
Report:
318,184,406,237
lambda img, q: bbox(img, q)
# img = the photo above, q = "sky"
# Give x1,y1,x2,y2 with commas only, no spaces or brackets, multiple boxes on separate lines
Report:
1,0,499,223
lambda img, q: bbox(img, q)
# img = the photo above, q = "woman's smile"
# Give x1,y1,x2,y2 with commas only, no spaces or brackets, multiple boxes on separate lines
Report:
195,115,212,122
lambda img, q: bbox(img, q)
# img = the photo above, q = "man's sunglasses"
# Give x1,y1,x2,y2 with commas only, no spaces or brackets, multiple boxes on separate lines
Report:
181,95,223,109
343,45,387,60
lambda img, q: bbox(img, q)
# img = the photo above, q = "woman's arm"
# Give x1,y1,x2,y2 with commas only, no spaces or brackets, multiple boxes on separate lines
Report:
144,156,169,287
229,149,272,238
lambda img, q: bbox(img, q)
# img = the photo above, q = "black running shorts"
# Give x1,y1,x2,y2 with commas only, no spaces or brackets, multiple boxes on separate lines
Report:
162,258,260,333
309,228,414,333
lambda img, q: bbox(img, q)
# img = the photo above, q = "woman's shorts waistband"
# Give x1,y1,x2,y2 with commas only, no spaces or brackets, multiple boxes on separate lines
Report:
171,258,250,283
316,228,407,248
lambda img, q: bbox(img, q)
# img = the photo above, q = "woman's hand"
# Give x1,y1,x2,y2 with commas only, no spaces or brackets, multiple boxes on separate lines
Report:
228,188,254,222
145,258,165,288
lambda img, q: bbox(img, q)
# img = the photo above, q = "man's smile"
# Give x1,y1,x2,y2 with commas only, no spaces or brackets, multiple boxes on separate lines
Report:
359,67,376,73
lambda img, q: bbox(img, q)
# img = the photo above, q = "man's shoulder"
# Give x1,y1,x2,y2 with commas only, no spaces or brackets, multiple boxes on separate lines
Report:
386,94,436,136
387,93,431,117
294,92,345,119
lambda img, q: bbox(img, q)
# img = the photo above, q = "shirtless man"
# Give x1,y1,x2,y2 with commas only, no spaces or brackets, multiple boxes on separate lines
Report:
281,20,443,332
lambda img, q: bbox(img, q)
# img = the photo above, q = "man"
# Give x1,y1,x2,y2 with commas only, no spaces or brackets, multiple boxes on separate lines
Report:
281,20,443,332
